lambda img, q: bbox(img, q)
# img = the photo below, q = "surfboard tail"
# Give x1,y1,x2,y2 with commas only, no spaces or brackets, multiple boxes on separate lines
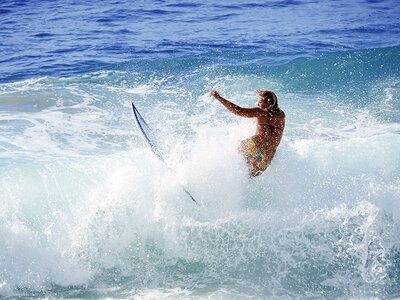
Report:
181,186,199,205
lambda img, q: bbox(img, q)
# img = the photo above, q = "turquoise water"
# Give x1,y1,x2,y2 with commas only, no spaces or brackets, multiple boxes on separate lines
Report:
1,0,400,299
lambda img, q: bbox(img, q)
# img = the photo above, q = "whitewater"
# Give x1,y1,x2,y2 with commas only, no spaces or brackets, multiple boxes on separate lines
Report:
1,0,400,299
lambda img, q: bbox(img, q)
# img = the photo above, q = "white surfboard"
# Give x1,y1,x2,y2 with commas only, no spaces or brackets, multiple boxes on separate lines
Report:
131,102,198,205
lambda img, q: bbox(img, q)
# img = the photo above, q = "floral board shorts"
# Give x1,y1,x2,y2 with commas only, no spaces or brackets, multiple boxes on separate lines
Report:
240,138,271,172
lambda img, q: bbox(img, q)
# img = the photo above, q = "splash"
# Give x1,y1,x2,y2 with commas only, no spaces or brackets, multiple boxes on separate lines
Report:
0,47,399,298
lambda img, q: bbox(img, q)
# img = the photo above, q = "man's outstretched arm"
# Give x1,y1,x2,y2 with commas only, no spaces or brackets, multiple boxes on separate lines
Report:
209,90,260,118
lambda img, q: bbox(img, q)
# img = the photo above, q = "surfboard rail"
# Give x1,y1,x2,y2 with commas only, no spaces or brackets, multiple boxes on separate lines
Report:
131,102,199,205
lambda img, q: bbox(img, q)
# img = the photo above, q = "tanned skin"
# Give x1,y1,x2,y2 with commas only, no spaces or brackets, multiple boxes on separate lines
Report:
209,89,285,177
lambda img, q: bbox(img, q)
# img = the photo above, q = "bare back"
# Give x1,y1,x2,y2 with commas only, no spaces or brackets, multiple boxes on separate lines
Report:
253,110,285,161
210,89,285,177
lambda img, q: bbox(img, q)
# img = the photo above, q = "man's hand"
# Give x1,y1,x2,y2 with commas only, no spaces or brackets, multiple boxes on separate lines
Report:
256,89,264,96
209,90,220,98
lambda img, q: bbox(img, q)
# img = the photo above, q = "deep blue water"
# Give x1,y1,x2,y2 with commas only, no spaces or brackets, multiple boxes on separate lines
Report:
1,0,400,82
0,0,400,299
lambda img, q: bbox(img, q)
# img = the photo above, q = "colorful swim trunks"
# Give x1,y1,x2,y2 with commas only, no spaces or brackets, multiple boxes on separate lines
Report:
241,138,271,172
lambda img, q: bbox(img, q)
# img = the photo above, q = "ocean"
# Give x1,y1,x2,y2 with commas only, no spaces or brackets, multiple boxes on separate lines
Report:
1,0,400,298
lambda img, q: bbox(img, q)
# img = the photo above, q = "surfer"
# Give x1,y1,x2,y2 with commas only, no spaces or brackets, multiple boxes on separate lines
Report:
210,89,285,177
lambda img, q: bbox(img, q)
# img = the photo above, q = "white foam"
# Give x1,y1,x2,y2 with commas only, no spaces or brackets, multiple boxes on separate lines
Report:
1,70,399,297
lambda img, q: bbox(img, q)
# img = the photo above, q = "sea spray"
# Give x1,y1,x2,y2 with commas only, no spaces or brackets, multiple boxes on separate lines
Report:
0,44,399,298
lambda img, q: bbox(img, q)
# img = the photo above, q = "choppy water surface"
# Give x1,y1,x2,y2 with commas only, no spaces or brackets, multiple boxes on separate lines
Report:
0,0,400,299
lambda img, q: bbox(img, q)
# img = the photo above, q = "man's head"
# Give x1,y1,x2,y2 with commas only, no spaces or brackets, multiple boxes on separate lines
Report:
257,90,278,110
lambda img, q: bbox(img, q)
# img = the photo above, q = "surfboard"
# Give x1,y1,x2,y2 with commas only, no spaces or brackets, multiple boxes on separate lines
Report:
131,102,198,205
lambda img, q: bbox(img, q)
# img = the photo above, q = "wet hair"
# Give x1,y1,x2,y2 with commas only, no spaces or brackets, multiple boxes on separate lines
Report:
260,90,280,114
